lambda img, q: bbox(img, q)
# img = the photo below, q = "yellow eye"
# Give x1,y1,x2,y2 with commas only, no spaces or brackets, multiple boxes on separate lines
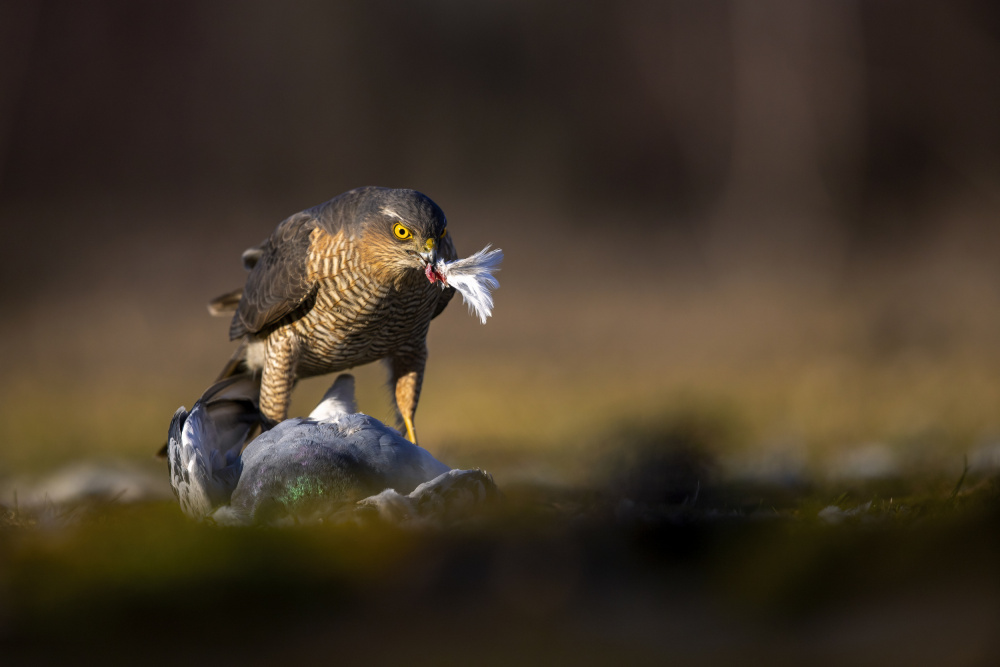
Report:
439,228,448,239
392,223,413,240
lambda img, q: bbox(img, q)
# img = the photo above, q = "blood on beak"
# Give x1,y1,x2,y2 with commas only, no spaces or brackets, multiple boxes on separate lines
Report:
425,262,446,285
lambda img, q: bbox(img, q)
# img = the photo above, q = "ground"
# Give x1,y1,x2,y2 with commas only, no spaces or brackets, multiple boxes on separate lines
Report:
2,472,999,666
1,203,999,664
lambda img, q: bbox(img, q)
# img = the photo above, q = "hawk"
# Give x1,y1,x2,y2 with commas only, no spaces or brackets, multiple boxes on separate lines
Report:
212,187,457,444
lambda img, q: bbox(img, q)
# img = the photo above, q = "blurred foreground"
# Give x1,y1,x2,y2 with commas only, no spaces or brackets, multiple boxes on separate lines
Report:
2,469,999,666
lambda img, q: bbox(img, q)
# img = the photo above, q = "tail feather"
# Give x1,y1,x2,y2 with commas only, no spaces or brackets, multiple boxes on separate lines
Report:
216,339,250,381
208,288,242,317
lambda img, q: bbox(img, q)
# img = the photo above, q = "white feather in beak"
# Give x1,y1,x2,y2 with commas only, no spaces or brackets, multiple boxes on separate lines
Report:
434,245,503,324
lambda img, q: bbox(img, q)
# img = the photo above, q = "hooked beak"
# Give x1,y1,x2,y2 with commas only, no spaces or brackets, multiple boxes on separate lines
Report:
417,239,437,265
420,238,446,285
418,237,438,267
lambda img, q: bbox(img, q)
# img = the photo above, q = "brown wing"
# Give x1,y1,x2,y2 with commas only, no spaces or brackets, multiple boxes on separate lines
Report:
229,212,318,340
432,232,459,320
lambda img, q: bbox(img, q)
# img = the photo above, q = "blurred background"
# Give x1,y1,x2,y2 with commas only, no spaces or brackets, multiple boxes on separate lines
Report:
4,2,1000,664
1,0,999,488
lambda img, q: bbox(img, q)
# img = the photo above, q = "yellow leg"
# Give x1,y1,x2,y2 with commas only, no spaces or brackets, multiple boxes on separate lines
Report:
390,354,425,445
402,412,418,445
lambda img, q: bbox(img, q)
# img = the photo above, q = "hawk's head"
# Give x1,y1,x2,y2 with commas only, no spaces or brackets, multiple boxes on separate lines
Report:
351,188,455,285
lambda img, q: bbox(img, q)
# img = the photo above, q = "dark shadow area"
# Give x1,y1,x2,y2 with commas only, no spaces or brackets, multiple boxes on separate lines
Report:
2,477,999,666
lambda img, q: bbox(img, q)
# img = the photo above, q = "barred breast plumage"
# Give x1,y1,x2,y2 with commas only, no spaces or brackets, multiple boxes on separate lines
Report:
215,187,457,445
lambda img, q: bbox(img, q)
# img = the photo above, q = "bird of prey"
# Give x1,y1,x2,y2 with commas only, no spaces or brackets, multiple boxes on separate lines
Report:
212,187,458,444
167,373,498,525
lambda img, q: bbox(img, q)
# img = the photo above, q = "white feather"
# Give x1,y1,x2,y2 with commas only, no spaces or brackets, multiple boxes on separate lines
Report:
381,207,405,221
437,245,503,324
244,339,267,370
307,374,358,421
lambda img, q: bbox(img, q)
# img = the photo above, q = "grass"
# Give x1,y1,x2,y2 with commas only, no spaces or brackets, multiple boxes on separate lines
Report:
3,205,1000,663
1,466,998,666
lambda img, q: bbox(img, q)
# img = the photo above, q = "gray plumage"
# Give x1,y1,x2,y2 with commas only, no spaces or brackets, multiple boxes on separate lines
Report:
167,374,261,518
167,373,496,526
227,398,450,524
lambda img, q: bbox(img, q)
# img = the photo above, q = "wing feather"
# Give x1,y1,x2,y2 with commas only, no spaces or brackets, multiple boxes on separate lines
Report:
229,212,318,339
